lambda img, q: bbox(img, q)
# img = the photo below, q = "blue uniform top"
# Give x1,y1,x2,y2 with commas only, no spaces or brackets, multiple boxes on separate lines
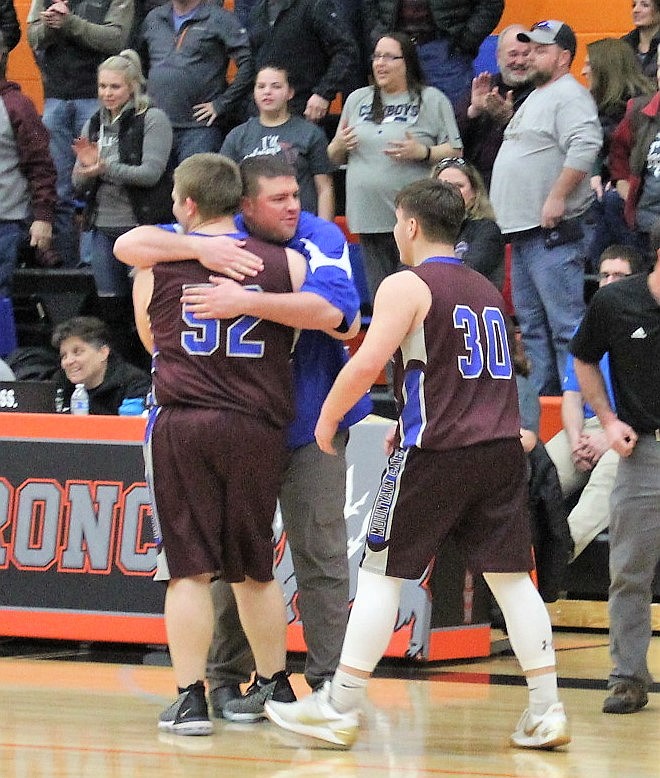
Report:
563,333,615,420
236,210,372,448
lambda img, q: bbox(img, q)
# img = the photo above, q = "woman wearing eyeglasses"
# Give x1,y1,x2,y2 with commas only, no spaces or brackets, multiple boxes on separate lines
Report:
432,157,505,289
328,32,462,305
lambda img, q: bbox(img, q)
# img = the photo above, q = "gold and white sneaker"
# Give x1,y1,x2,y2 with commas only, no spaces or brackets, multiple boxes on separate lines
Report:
265,681,360,748
510,702,570,750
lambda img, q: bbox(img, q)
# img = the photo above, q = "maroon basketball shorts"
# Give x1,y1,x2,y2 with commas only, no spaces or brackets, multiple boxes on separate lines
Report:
146,405,287,581
361,438,533,579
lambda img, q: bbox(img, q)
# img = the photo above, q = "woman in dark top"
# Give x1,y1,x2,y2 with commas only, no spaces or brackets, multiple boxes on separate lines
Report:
432,157,505,289
622,0,660,79
52,316,151,415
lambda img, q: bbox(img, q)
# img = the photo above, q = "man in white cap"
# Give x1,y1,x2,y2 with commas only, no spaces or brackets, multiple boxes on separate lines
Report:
490,20,602,397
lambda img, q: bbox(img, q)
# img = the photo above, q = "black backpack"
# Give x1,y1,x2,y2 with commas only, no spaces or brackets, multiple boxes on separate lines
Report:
5,346,60,381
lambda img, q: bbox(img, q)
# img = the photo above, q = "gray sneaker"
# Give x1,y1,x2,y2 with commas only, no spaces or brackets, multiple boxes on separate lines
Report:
158,683,213,736
209,684,242,719
222,671,296,722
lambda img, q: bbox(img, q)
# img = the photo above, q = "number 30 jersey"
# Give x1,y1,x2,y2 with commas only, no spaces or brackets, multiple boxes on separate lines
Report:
394,256,521,451
149,235,295,429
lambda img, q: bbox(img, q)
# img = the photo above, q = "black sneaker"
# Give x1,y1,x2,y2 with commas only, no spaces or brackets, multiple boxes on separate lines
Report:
222,671,296,722
158,682,213,736
209,684,242,719
602,681,649,714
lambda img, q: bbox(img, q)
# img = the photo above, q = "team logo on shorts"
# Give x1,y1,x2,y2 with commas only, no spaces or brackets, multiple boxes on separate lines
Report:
366,449,405,552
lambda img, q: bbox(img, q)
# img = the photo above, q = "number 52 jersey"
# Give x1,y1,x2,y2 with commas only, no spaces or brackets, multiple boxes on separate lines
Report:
149,236,295,430
394,256,521,452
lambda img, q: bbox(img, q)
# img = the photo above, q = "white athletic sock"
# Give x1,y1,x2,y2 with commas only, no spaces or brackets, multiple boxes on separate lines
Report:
329,668,368,713
527,671,560,716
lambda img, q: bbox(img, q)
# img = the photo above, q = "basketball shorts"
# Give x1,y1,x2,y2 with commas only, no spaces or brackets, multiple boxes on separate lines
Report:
361,437,533,579
145,405,287,581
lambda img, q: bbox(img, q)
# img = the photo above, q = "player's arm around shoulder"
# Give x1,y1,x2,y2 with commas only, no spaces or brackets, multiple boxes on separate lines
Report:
115,226,187,269
114,226,263,279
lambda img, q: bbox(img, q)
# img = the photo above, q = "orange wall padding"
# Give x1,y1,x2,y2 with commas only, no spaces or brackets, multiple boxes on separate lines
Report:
497,0,633,77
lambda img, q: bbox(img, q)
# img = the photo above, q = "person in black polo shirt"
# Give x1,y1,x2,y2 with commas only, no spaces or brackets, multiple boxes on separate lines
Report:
571,222,660,716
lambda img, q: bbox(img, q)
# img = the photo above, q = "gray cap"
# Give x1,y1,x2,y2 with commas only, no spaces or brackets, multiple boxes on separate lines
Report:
517,20,577,59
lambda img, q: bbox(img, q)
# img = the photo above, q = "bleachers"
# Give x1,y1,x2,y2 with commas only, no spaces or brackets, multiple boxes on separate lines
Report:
11,267,98,348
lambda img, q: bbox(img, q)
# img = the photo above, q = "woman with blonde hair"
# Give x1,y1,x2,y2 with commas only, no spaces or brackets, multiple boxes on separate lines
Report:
583,38,655,197
72,49,173,364
431,157,505,289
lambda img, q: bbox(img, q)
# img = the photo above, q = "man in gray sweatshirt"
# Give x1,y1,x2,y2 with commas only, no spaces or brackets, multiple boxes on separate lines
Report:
490,20,602,397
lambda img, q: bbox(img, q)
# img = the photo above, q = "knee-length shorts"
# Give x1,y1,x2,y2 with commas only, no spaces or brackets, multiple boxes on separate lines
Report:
145,405,287,582
362,438,534,579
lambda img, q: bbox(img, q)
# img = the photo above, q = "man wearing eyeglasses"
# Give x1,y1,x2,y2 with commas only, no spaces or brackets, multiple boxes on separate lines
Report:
545,245,643,564
490,20,602,397
571,226,660,717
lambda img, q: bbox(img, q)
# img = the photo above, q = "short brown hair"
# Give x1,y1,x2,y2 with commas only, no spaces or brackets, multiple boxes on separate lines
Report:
394,179,465,244
173,154,242,220
52,316,110,351
240,156,297,198
599,244,644,274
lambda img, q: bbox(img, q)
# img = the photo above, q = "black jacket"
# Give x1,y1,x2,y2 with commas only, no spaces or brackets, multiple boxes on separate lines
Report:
362,0,504,56
457,216,505,290
0,0,20,51
247,0,358,114
527,442,573,603
57,352,151,415
621,28,660,80
83,106,174,228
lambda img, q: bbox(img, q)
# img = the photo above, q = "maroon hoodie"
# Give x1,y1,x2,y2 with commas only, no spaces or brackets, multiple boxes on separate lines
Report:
0,79,56,222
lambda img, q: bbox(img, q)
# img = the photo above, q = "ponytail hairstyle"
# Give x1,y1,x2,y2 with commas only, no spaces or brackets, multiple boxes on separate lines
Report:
98,49,150,114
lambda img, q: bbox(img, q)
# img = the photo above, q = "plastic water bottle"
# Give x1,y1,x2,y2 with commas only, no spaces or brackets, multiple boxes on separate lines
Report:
70,383,89,416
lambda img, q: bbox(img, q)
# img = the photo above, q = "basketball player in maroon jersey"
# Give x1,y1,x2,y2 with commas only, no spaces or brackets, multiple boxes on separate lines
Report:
131,153,307,736
265,179,571,750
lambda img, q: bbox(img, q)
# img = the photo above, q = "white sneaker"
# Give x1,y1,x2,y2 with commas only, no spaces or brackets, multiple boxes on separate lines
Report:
510,702,570,750
264,681,360,748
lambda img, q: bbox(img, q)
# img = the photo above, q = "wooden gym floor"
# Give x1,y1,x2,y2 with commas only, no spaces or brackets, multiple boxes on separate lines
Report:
0,631,658,778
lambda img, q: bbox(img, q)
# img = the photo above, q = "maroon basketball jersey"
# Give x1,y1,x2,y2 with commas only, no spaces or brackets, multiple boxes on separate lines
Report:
393,256,521,451
149,236,295,429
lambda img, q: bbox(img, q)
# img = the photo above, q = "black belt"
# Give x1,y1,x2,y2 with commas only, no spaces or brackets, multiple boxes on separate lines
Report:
505,226,543,241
